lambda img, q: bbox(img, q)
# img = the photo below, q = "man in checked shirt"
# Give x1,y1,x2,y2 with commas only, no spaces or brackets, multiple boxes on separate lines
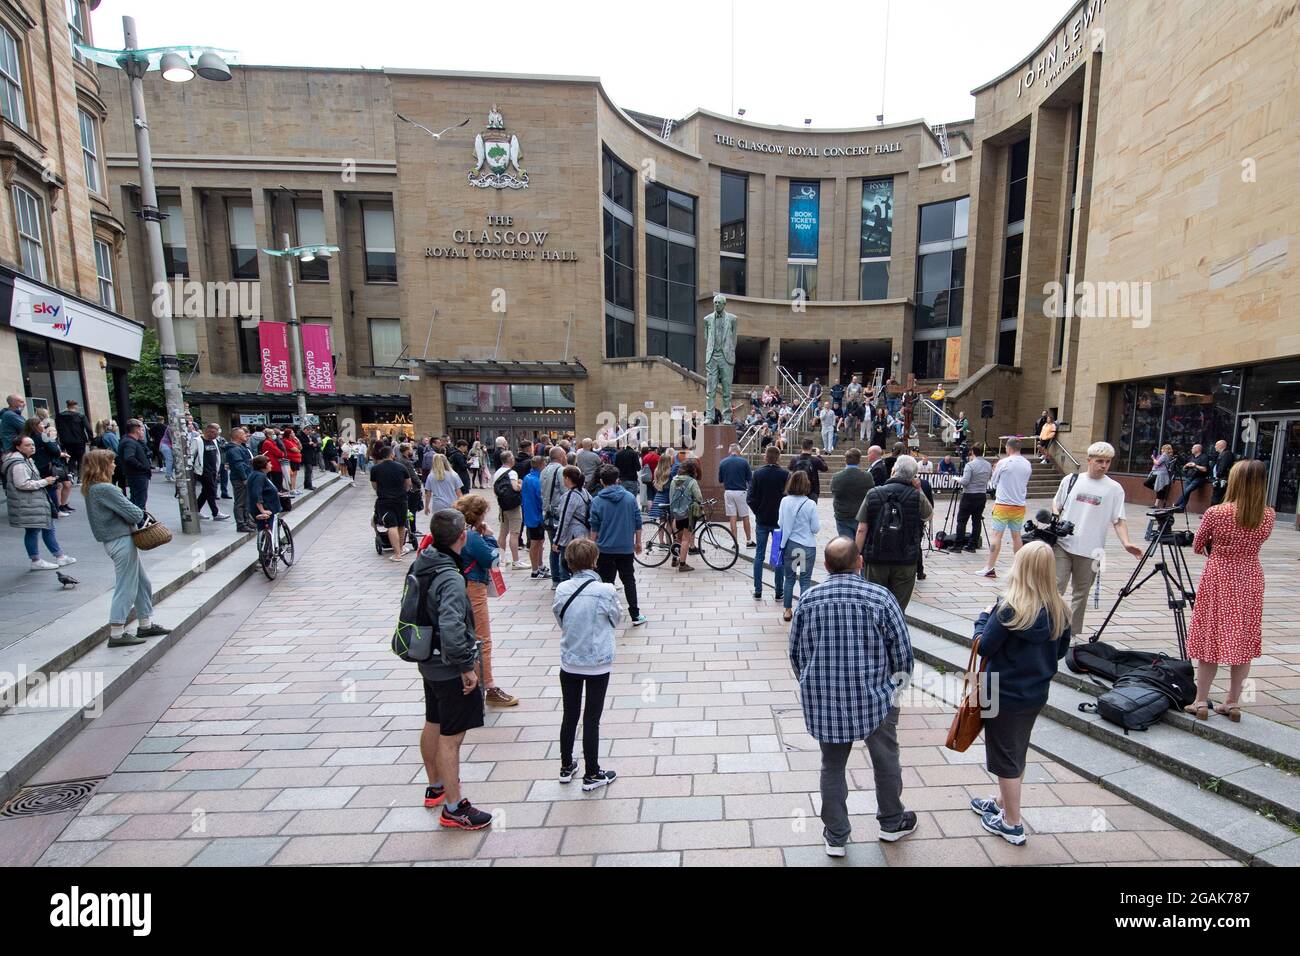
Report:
788,536,918,857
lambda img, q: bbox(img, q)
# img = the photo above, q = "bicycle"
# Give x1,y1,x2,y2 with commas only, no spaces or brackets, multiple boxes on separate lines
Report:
635,497,738,571
256,512,295,580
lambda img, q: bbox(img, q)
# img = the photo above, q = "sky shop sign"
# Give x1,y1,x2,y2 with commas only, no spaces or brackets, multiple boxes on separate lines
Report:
426,215,579,262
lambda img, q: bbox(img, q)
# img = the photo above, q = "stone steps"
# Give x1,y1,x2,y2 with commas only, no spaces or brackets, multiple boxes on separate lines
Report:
0,474,351,807
904,602,1300,864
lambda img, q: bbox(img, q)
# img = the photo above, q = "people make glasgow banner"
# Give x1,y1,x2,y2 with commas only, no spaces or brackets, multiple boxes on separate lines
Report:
258,321,291,393
302,323,336,394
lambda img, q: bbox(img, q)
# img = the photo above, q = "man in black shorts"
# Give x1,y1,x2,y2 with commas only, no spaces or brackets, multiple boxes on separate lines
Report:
370,444,411,560
414,508,492,830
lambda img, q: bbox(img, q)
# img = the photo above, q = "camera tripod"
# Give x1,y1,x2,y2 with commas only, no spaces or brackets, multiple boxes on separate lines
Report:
1089,510,1196,660
928,484,989,555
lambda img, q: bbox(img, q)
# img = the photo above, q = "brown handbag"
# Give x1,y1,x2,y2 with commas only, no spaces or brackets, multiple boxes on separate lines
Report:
945,636,986,752
131,511,173,551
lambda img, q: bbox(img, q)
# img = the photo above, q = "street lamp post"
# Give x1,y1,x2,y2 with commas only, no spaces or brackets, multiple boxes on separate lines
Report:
263,241,340,429
81,20,235,535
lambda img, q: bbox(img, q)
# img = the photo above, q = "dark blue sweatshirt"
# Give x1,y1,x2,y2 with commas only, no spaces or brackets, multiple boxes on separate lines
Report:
974,604,1070,713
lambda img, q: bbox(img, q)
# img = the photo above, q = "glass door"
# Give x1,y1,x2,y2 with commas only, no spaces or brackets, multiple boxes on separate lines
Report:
1243,417,1299,516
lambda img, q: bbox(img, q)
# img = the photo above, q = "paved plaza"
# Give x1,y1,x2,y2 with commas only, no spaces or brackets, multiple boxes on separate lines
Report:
5,485,1240,867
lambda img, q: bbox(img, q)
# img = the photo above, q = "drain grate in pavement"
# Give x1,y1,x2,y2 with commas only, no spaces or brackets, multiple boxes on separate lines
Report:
1,776,105,818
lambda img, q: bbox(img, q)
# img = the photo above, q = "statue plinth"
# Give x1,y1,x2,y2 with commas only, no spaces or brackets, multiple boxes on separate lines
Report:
696,424,733,506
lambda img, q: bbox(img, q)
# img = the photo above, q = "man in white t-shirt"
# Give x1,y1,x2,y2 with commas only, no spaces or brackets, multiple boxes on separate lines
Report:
1051,441,1143,636
978,437,1033,578
491,451,528,568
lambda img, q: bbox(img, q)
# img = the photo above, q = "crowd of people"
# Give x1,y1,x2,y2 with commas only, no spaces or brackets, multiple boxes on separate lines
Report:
2,387,1279,854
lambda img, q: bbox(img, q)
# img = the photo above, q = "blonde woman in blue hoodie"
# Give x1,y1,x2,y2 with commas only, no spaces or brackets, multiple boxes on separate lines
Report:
552,538,621,791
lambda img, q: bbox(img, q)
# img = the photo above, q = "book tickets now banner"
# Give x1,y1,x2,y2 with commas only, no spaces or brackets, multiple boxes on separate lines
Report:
788,181,820,260
259,322,291,393
301,323,336,394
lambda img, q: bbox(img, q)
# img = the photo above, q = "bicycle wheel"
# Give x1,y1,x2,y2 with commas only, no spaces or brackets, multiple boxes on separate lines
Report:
697,522,739,571
278,521,295,567
257,528,278,580
634,520,674,568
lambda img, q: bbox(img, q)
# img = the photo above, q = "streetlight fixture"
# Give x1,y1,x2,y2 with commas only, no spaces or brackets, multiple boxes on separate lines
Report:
76,21,235,535
263,241,341,429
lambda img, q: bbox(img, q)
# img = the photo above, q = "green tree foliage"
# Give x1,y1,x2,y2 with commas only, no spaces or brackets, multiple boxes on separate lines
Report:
127,328,165,417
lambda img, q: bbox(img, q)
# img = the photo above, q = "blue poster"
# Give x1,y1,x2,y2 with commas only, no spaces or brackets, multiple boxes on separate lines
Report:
788,181,820,260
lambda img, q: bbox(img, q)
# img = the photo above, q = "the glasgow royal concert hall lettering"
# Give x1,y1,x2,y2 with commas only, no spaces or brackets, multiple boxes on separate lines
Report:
426,215,579,262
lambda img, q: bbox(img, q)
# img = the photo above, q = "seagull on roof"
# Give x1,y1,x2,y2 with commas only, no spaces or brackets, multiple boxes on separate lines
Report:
395,114,470,141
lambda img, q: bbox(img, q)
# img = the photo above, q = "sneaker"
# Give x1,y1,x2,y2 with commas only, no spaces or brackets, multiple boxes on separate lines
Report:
485,687,518,707
214,513,231,521
558,762,579,784
58,506,74,515
752,591,762,600
824,839,847,858
30,559,59,571
677,563,694,572
440,798,492,830
745,540,756,548
512,559,530,570
916,571,927,580
976,567,997,578
530,567,544,579
878,811,919,842
631,614,647,626
135,623,172,638
199,513,210,521
969,795,1001,816
423,784,445,808
107,633,147,647
980,810,1027,845
55,555,77,567
582,769,617,792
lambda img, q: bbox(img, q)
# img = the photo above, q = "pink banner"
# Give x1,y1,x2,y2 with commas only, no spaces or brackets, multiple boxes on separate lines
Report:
302,323,335,394
258,322,291,393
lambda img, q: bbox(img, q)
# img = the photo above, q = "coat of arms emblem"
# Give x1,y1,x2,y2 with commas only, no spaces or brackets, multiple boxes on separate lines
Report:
470,105,528,189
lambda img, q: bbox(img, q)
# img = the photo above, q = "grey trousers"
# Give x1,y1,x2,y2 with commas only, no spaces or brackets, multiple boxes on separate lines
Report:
1054,545,1095,637
232,477,251,530
819,706,905,845
105,534,153,626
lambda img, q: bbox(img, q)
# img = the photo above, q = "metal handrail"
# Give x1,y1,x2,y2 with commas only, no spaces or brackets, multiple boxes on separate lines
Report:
776,366,809,407
1053,439,1081,470
916,395,959,439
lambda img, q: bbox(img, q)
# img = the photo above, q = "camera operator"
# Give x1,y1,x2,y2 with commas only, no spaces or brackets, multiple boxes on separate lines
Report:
1174,442,1211,509
953,442,992,552
1050,442,1142,636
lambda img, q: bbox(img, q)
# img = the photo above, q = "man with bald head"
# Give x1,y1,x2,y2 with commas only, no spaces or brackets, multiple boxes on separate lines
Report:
788,535,917,857
1,394,26,452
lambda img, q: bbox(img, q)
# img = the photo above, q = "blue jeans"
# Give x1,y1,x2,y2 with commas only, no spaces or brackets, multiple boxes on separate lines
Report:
105,534,153,626
752,524,781,598
548,524,562,581
161,444,174,480
782,542,816,610
835,519,857,539
24,527,61,560
1175,476,1206,509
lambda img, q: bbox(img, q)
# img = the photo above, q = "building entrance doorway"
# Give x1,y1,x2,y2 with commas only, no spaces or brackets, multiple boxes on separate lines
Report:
1243,416,1299,518
778,339,829,388
839,339,892,387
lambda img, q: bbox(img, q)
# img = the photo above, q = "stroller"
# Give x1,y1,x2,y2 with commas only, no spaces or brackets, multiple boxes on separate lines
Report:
372,499,419,556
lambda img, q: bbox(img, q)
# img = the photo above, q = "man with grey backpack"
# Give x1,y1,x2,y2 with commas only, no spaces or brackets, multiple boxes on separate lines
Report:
400,508,493,830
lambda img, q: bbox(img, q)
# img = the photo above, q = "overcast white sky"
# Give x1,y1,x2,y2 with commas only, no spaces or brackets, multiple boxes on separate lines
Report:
91,0,1072,127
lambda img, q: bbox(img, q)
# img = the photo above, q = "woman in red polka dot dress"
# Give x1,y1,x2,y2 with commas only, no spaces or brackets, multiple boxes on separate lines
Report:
1185,459,1275,721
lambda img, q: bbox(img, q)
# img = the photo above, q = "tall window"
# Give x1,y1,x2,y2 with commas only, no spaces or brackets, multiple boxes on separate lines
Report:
295,202,328,281
787,181,819,300
236,319,261,374
646,182,697,370
602,149,635,358
12,185,45,281
78,108,100,194
719,171,746,296
362,203,396,282
94,237,114,308
68,1,87,63
369,318,403,367
0,26,25,131
998,138,1030,365
859,178,894,299
227,199,258,279
161,200,188,277
912,196,969,380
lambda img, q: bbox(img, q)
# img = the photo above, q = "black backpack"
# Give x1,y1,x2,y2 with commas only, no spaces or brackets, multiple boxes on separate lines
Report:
493,470,522,512
1078,657,1195,733
391,564,457,663
867,485,915,562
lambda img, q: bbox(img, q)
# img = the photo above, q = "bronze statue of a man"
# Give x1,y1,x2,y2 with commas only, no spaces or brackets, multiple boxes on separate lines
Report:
703,293,737,424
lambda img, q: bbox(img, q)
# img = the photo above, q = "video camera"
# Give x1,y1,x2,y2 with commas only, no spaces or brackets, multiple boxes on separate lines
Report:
1145,505,1195,547
1022,508,1075,547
